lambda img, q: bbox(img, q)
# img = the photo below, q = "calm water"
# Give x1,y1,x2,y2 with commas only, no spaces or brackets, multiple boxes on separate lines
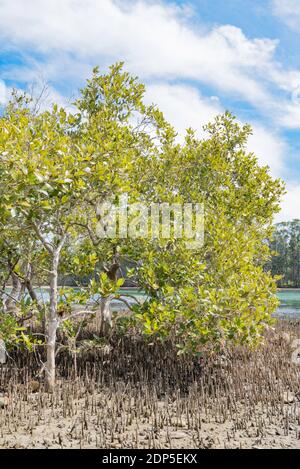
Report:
5,287,146,312
276,290,300,318
5,287,300,317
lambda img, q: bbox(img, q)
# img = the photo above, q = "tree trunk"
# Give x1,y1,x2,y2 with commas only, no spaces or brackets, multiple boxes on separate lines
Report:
5,272,21,312
45,252,59,392
25,276,45,330
0,339,6,364
97,254,119,335
97,295,113,335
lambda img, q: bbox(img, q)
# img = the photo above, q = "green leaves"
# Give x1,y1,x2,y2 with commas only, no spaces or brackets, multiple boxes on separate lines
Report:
129,113,283,354
89,272,125,298
0,64,284,359
0,311,42,352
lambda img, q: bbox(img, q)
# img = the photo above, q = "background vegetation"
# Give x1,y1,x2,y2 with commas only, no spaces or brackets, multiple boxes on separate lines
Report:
269,220,300,287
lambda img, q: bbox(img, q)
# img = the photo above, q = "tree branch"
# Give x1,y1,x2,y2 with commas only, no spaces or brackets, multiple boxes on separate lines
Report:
32,222,54,254
59,310,96,323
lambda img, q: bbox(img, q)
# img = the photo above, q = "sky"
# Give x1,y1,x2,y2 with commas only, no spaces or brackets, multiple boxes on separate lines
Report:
0,0,300,222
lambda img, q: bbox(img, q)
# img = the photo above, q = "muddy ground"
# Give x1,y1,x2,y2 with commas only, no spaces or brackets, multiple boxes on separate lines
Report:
0,320,300,449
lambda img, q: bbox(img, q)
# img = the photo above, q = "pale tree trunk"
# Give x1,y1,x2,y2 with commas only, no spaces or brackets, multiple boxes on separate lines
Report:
97,253,119,335
0,339,6,364
2,272,21,365
2,267,22,364
45,251,60,392
0,272,21,364
32,224,66,392
23,263,45,331
98,295,113,335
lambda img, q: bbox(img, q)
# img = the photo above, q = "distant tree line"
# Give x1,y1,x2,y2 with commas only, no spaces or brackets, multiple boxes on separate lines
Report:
269,220,300,287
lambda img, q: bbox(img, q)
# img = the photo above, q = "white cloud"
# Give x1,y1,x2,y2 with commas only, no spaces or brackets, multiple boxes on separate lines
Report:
0,0,296,220
146,82,286,178
0,0,295,115
28,81,71,112
146,82,288,213
275,183,300,222
145,83,222,139
276,102,300,129
272,0,300,31
248,125,286,178
0,79,6,104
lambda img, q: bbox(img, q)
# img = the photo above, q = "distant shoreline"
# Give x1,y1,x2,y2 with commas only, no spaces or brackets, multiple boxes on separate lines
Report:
9,286,300,292
17,286,141,290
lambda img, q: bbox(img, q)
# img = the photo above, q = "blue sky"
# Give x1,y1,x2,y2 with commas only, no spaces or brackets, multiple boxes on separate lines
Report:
1,0,300,221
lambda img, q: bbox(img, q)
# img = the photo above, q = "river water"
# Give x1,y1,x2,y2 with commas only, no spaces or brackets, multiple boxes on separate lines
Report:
275,290,300,318
5,287,300,317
